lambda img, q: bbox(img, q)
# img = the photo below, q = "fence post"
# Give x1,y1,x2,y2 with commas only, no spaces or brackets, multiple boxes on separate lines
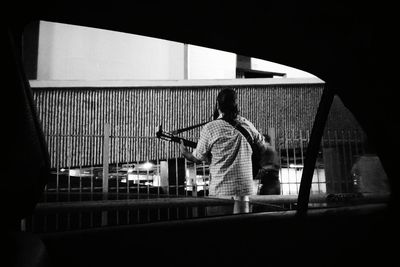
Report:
160,160,169,194
268,127,276,149
187,164,197,197
102,123,110,227
103,123,110,193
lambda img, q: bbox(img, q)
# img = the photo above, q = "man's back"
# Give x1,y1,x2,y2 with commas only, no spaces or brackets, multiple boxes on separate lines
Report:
193,116,262,196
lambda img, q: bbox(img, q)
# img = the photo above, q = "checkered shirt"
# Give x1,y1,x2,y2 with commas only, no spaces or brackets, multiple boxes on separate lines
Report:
193,115,263,196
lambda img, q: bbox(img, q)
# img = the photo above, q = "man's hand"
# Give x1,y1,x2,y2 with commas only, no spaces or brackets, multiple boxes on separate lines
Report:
180,140,201,163
180,139,188,154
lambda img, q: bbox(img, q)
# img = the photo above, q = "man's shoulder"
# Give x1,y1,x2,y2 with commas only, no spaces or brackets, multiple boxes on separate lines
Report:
207,119,227,126
237,116,257,130
203,119,226,130
237,116,263,142
237,115,252,125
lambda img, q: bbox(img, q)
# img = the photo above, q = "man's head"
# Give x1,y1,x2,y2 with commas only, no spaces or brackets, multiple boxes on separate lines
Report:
216,88,239,121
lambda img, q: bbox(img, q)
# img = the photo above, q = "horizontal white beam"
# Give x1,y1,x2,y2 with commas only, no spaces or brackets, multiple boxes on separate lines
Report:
30,77,324,89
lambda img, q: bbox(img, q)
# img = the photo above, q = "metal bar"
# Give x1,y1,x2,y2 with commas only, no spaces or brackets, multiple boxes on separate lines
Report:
284,130,291,194
136,158,140,197
103,124,110,193
292,129,299,193
126,138,129,194
156,142,160,196
146,136,150,196
311,129,321,194
277,131,284,195
319,134,325,194
299,130,305,167
79,134,82,193
326,130,334,193
193,162,198,196
56,135,60,192
334,130,341,191
175,158,179,196
359,131,366,154
146,165,150,196
348,130,354,168
354,130,360,156
202,161,206,195
67,136,71,193
115,136,119,194
184,158,188,197
90,164,94,193
341,130,349,192
166,154,170,196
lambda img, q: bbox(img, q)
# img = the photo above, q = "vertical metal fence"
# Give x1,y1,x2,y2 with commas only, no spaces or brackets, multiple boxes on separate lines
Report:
43,132,211,199
42,127,368,199
275,129,367,195
22,127,382,233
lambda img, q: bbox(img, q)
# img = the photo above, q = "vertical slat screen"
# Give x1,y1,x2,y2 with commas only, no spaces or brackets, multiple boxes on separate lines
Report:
33,83,326,168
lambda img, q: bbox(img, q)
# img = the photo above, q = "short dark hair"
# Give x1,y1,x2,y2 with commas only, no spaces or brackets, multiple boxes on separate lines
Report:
216,88,239,121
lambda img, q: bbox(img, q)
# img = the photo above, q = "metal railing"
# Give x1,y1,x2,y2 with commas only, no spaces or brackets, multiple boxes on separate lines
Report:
21,127,391,233
24,193,391,233
43,132,210,198
276,128,372,195
41,127,371,199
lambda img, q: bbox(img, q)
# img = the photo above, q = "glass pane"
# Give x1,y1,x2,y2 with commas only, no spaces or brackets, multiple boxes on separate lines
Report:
322,95,390,195
23,19,392,234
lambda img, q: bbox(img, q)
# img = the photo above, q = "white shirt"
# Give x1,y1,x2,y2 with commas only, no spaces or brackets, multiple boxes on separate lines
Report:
193,115,263,196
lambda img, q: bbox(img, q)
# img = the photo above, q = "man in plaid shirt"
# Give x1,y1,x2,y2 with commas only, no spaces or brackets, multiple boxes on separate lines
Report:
180,89,263,197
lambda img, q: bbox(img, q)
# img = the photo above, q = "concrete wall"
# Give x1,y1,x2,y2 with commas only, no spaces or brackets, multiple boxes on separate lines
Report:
36,21,315,81
37,21,185,80
188,45,236,79
37,21,238,81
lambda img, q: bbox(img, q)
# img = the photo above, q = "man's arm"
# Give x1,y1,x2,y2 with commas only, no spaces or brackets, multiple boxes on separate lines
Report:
180,140,202,163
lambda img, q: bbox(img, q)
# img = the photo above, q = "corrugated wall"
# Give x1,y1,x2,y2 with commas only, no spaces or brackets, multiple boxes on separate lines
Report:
32,83,324,168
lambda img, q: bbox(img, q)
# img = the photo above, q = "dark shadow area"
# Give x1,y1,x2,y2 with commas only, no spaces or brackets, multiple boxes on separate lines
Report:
40,205,395,267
